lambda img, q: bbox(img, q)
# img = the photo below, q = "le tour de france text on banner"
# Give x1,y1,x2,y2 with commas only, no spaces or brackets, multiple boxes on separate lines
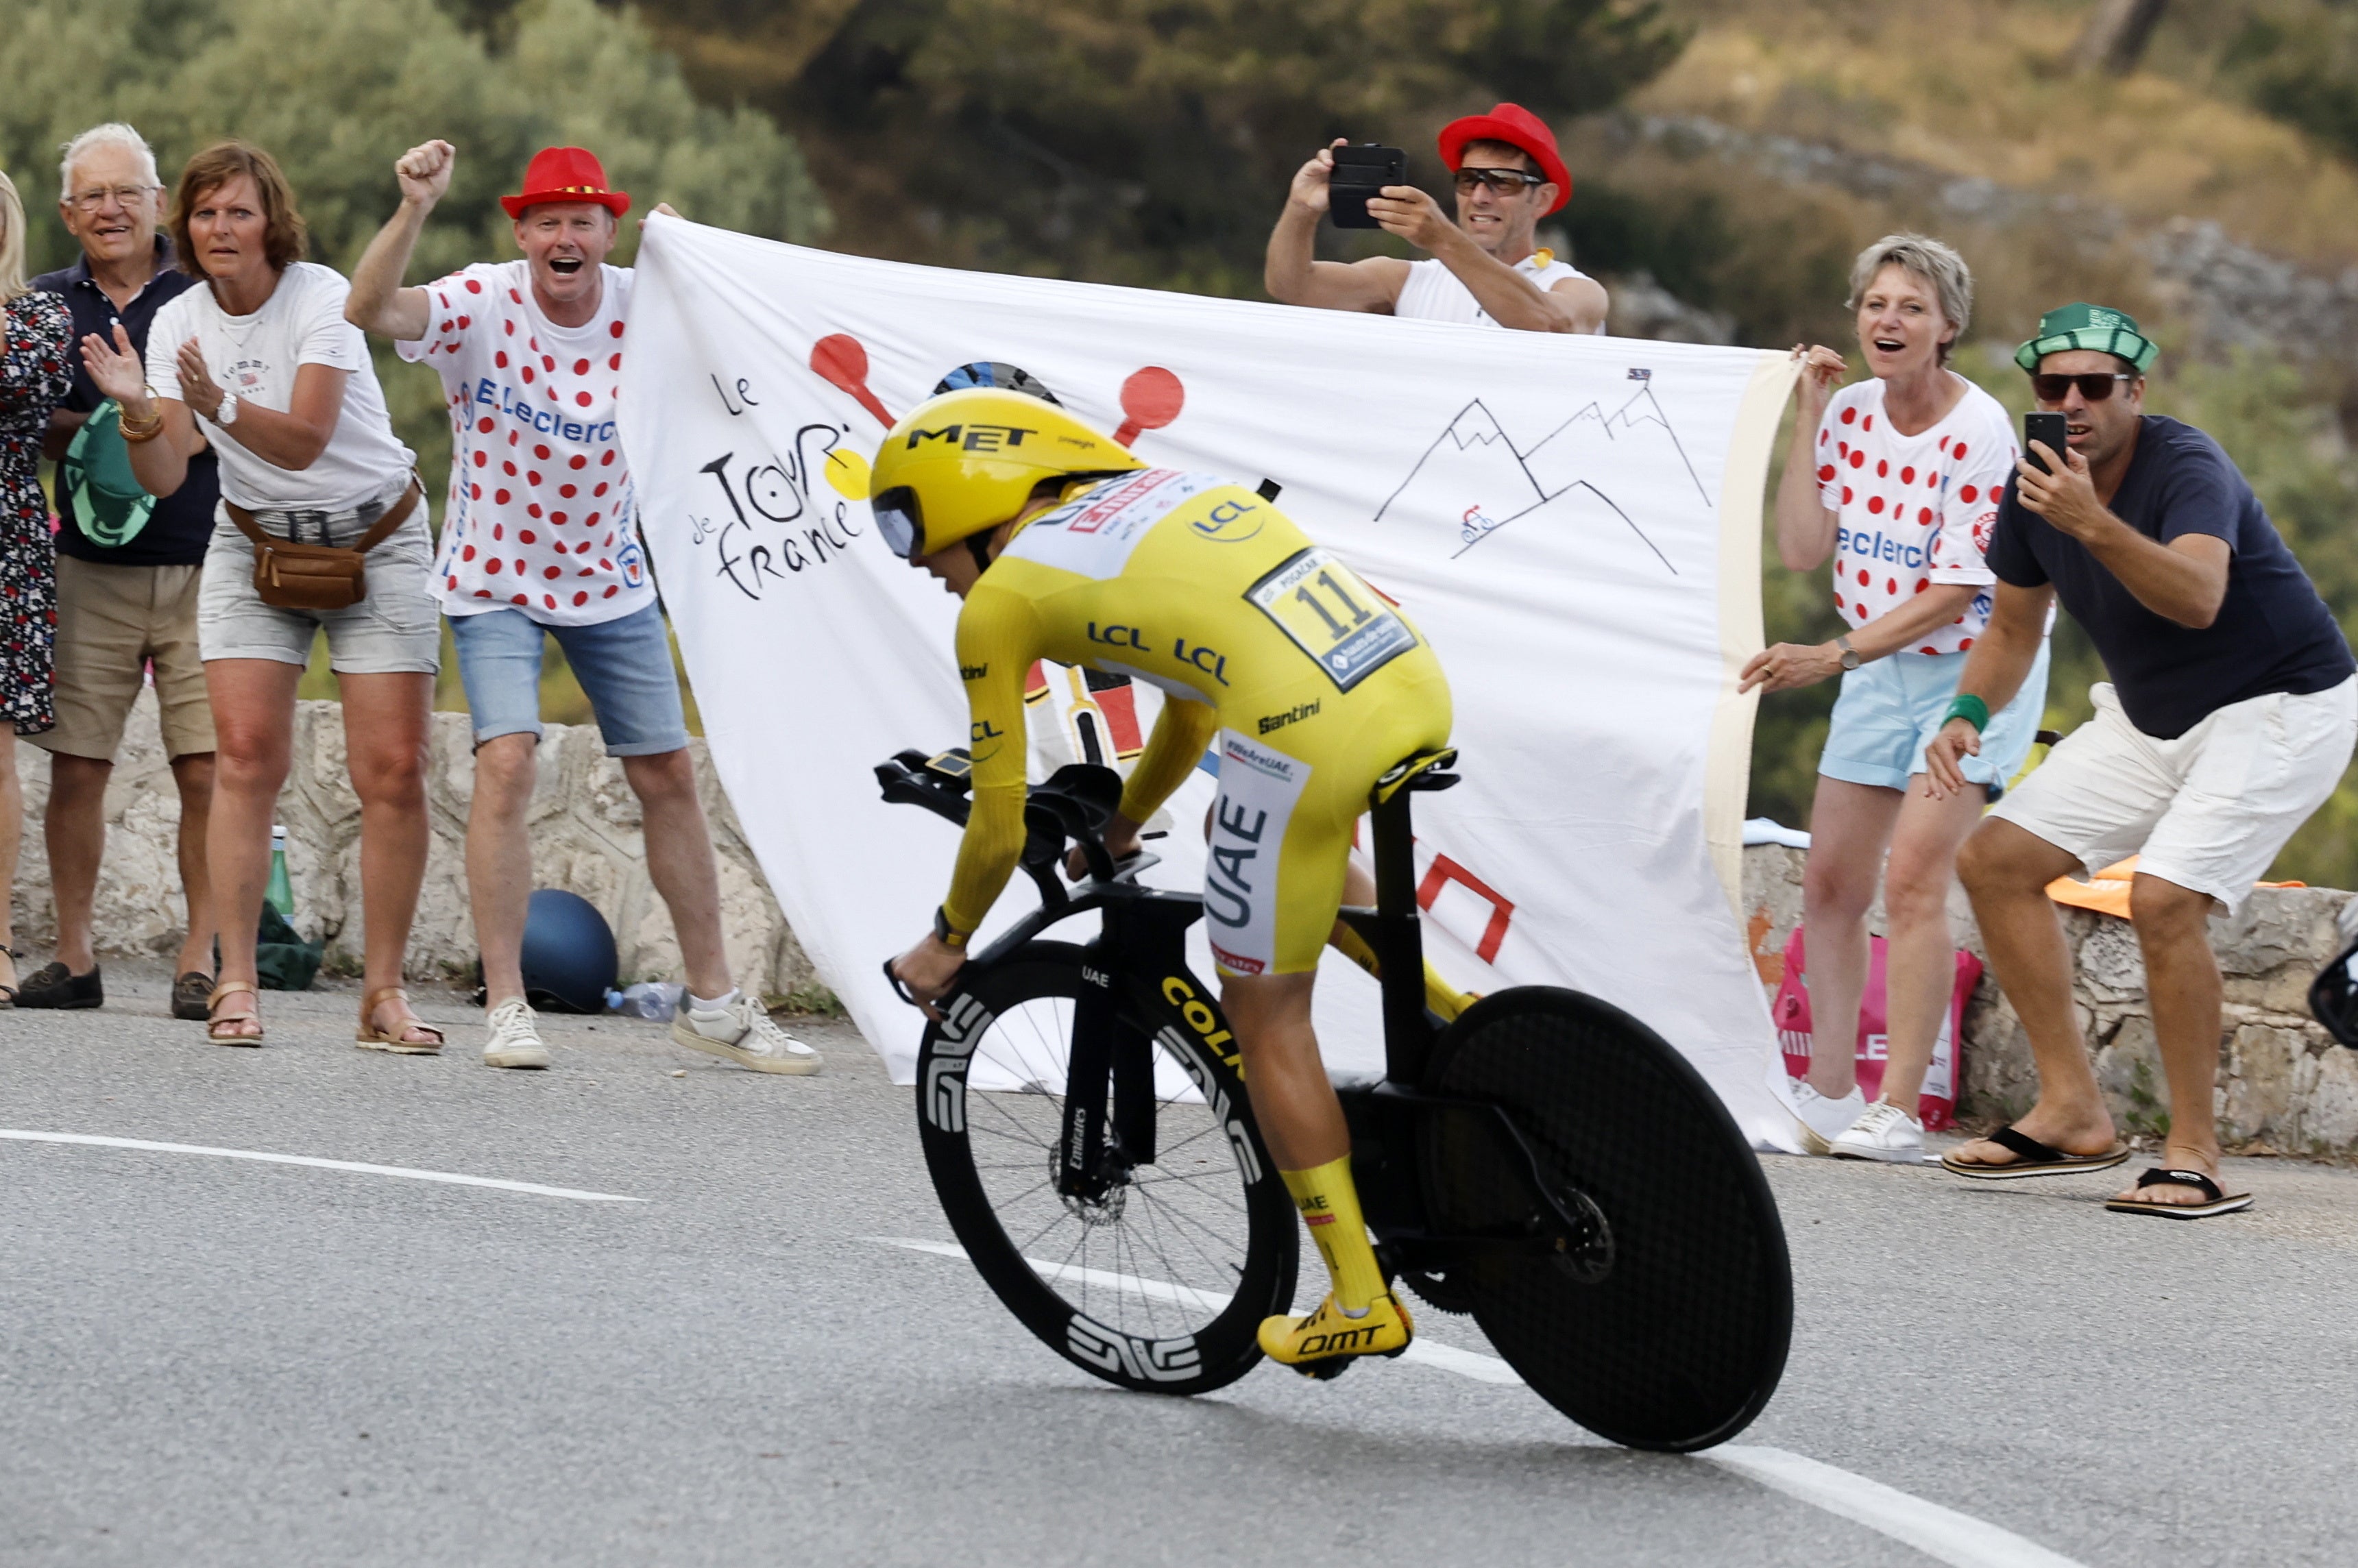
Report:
614,213,1800,1147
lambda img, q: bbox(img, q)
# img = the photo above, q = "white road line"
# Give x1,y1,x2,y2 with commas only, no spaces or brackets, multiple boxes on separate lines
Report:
873,1236,2089,1567
1,1129,643,1203
1703,1446,2087,1568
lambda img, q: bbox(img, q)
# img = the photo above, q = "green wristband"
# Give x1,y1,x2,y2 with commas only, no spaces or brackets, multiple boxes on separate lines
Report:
1944,694,1991,733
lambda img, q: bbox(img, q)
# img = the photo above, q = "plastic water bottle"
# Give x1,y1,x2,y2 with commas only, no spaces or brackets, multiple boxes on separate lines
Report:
606,981,685,1021
265,826,295,919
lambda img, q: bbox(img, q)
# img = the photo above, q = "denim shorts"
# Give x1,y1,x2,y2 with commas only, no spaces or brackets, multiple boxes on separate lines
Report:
1818,641,2052,798
448,598,690,757
197,487,441,675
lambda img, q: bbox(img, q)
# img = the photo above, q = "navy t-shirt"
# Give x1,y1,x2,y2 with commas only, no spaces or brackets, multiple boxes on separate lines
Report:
1986,415,2352,739
33,238,220,567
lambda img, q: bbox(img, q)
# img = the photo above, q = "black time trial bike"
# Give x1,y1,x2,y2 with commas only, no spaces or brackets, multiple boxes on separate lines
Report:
877,744,1791,1451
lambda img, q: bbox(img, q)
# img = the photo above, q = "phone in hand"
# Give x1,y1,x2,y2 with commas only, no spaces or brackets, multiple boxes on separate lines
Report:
1328,144,1406,230
2023,411,2068,475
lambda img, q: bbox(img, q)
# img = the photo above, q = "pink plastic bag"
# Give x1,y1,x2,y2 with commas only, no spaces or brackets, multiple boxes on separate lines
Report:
1771,927,1980,1131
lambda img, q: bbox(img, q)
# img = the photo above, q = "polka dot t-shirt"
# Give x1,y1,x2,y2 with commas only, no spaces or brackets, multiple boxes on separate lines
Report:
398,260,653,626
1813,375,2015,657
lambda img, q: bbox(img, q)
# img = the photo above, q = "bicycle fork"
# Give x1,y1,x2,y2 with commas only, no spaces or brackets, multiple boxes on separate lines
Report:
1057,925,1158,1200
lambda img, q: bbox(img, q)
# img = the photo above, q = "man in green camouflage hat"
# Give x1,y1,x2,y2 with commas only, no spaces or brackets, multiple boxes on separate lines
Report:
1924,299,2355,1217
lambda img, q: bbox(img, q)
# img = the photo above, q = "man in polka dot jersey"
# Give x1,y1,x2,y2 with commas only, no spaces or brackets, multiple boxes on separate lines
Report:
349,140,818,1077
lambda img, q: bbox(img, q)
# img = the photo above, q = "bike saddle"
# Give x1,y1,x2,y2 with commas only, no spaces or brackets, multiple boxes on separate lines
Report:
1372,747,1460,805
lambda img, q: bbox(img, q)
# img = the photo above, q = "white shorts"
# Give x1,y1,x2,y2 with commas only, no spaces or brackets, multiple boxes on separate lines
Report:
1989,676,2358,912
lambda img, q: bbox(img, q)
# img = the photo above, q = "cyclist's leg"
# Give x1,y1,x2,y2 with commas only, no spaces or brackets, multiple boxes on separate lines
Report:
1204,728,1409,1364
1325,861,1479,1020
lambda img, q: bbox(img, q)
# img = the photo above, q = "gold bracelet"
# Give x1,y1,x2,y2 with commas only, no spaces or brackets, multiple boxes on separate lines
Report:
116,402,166,442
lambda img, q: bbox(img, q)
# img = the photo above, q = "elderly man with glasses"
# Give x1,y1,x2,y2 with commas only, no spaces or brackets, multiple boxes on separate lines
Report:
1265,102,1607,332
1924,303,2357,1218
27,123,222,1019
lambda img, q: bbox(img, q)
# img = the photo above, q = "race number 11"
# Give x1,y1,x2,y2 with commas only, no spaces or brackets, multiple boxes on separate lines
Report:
1245,548,1419,692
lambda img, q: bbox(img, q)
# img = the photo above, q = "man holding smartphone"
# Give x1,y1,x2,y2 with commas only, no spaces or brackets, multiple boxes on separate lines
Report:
1923,303,2355,1218
1264,102,1607,333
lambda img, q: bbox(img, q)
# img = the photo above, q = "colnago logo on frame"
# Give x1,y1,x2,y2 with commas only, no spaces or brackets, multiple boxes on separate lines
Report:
1163,1027,1262,1184
1065,1314,1201,1383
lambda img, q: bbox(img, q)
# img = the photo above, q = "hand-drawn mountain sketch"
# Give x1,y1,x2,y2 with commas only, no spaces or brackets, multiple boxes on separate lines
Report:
1374,383,1712,572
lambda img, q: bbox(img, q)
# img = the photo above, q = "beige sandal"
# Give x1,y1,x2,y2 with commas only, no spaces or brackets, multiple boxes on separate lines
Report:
355,986,445,1055
207,981,265,1046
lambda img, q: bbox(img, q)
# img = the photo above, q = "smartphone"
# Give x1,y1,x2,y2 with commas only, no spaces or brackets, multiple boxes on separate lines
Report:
1328,143,1405,230
2023,411,2067,474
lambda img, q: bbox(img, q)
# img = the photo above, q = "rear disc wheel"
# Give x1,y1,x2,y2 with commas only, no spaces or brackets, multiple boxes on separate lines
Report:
1420,986,1792,1451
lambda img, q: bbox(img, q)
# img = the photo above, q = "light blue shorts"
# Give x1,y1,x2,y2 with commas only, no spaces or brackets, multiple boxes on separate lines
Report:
448,600,690,757
1819,641,2052,799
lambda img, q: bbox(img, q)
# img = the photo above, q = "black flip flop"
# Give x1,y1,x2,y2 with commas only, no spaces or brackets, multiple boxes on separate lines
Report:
1940,1125,2132,1181
2104,1166,2253,1220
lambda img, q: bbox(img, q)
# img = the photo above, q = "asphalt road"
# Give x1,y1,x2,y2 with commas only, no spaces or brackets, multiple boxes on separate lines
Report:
5,965,2357,1567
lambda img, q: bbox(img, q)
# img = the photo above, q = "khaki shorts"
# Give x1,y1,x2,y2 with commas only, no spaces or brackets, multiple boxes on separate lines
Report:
27,554,216,762
1991,677,2358,914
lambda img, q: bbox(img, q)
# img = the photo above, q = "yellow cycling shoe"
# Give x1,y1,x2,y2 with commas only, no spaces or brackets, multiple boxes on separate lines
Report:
1257,1290,1415,1378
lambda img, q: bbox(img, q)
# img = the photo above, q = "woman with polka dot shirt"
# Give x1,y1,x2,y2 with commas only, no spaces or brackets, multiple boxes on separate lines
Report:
1742,234,2051,1166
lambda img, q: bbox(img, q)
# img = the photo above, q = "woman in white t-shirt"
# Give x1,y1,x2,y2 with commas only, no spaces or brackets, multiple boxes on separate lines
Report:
1741,234,2050,1165
82,141,441,1051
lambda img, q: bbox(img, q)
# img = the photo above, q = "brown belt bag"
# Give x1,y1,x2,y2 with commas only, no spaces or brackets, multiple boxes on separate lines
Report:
226,480,422,611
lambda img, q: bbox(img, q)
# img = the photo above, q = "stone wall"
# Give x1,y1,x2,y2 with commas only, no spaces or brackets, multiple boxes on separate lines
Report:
8,693,815,1001
1742,843,2358,1160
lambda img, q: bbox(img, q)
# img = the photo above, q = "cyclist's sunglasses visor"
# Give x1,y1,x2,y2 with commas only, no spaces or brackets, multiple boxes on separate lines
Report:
2030,371,2135,402
873,486,922,559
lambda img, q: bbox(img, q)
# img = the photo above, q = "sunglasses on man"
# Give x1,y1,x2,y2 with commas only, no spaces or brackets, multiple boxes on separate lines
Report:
1451,167,1547,194
2030,371,2137,403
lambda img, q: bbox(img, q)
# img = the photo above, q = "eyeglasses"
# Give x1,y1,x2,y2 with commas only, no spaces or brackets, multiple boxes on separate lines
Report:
68,184,159,212
2030,371,2136,403
1451,167,1546,194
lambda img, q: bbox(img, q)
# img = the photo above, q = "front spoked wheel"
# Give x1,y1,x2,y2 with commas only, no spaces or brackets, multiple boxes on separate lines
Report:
914,943,1297,1395
1420,987,1792,1451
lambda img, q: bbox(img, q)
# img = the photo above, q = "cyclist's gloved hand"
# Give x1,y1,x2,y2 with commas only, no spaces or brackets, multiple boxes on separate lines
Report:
890,933,967,1020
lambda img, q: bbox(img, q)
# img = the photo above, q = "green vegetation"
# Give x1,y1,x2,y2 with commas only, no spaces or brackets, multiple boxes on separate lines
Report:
13,0,2358,884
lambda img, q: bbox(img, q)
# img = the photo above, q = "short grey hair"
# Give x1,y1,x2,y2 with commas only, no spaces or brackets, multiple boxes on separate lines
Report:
58,122,161,197
1845,233,1973,360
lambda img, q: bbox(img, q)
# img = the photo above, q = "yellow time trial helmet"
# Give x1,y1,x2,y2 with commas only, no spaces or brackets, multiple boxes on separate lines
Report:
866,387,1145,559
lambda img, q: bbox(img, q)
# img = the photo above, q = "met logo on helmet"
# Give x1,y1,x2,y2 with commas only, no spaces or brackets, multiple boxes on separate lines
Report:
905,423,1038,453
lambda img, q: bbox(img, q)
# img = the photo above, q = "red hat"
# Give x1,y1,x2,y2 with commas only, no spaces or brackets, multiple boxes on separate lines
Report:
501,147,631,219
1437,103,1571,215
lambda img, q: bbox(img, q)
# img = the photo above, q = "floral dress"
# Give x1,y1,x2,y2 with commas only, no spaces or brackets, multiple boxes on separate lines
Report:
0,289,71,735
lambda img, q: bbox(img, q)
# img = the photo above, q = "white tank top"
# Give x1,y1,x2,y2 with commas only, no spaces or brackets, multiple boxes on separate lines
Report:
1393,249,1602,332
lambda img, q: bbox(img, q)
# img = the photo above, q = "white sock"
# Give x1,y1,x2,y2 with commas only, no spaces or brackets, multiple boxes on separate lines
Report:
687,988,741,1039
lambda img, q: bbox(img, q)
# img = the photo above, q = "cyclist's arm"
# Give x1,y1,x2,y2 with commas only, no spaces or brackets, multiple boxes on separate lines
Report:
1117,694,1218,826
939,589,1041,938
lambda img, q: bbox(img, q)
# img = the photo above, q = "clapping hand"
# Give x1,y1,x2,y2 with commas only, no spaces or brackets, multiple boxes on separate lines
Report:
173,337,227,423
395,140,456,210
79,323,148,408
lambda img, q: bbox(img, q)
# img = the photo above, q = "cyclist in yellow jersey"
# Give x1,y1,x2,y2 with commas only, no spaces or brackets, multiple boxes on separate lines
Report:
879,387,1455,1371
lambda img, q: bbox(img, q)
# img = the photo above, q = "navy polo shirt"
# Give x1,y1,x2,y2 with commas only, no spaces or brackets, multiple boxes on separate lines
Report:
33,237,220,567
1987,415,2353,739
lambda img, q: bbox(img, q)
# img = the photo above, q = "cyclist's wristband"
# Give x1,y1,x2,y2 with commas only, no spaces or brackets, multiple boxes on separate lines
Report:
932,905,970,949
1943,694,1991,733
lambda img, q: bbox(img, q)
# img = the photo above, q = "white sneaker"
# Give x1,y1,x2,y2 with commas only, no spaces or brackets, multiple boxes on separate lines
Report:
1790,1081,1866,1156
482,997,551,1069
1829,1101,1925,1164
671,993,823,1075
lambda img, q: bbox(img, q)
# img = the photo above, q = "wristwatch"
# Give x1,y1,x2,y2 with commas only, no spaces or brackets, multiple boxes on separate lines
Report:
211,391,239,428
1836,634,1861,672
932,905,969,949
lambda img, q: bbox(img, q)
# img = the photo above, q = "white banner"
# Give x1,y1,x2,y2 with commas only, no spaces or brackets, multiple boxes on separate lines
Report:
619,216,1799,1148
